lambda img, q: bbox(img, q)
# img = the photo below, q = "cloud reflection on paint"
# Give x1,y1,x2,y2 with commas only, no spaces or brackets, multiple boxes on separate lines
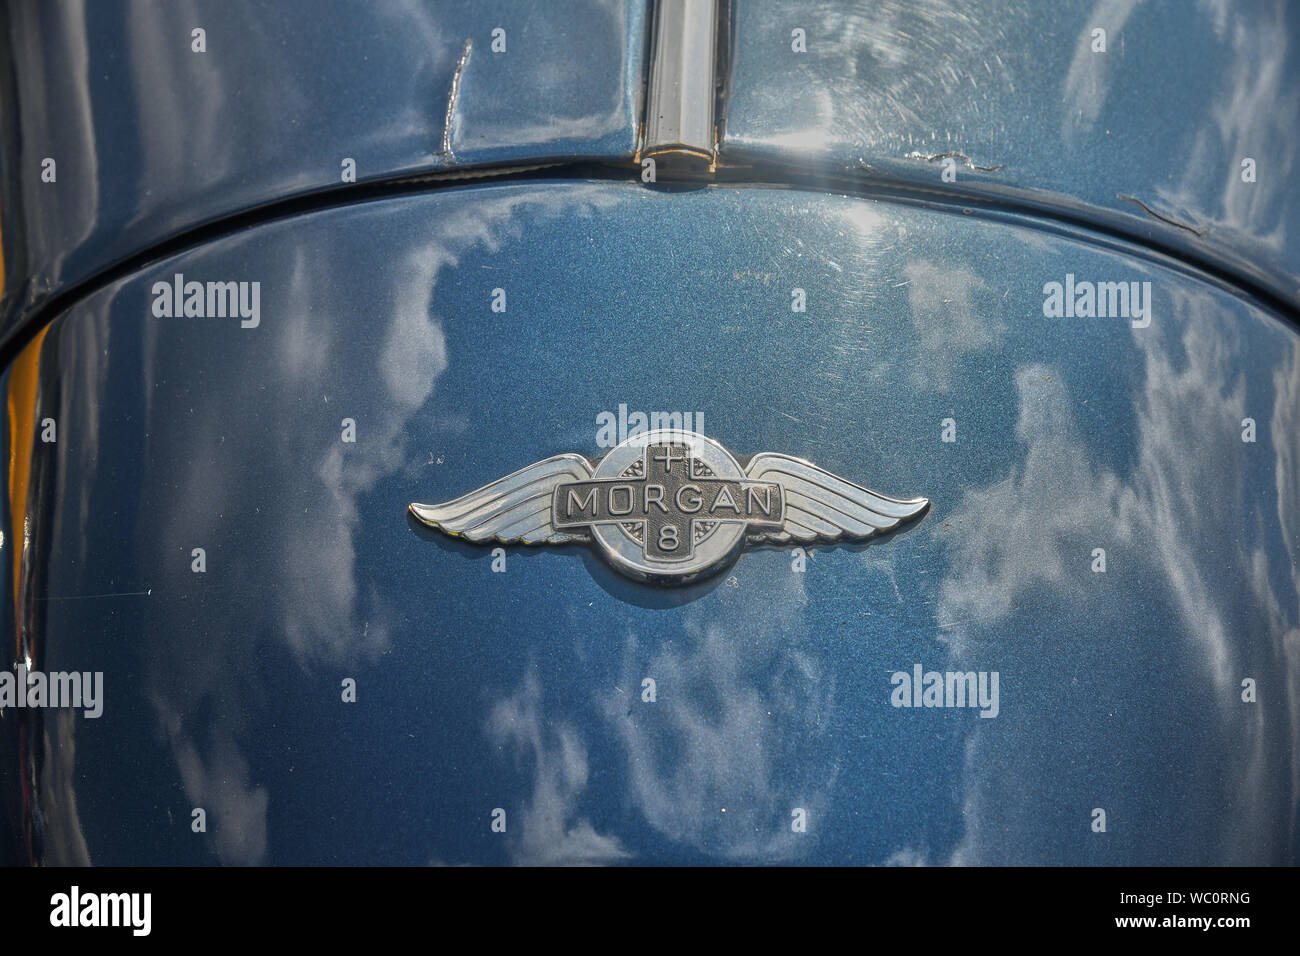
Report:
139,186,618,863
929,295,1299,864
602,559,835,861
487,671,628,866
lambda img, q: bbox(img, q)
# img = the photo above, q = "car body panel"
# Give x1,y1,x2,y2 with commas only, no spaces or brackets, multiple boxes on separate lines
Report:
722,0,1300,312
3,181,1296,864
0,0,649,345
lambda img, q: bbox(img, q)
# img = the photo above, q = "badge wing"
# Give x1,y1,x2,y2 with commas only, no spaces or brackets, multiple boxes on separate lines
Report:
744,453,929,544
409,454,594,544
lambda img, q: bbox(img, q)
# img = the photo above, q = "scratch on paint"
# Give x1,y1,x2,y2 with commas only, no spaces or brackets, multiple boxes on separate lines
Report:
905,150,1004,172
441,39,472,159
36,589,151,602
1116,193,1209,238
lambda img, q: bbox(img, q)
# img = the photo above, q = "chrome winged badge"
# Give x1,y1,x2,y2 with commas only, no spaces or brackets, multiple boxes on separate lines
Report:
410,430,928,584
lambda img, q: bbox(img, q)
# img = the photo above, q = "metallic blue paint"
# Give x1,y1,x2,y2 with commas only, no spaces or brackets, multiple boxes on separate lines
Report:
724,0,1300,312
0,0,650,345
2,181,1296,864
